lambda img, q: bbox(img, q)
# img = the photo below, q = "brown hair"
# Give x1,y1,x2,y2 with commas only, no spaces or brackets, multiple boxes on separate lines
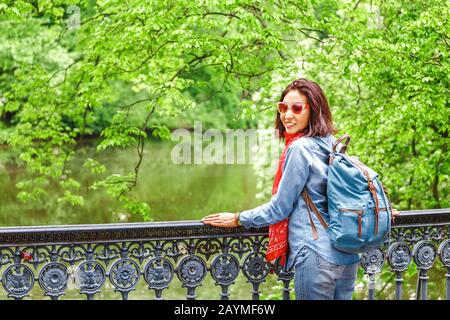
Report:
275,78,337,140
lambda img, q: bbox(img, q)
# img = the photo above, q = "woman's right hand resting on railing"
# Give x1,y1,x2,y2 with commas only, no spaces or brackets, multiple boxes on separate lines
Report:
201,212,240,228
392,208,399,223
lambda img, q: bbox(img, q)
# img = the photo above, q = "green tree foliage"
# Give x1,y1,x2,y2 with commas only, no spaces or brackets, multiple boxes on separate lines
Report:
0,0,448,218
321,1,450,210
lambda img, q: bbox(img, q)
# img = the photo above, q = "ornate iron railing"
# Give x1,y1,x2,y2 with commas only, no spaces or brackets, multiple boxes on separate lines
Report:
0,209,449,300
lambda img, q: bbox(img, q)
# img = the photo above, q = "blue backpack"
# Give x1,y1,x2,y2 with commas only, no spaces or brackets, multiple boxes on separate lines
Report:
301,134,392,254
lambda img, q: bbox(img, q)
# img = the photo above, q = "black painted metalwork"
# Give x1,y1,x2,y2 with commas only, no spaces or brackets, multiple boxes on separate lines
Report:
210,253,240,300
438,239,450,300
387,242,411,299
0,209,449,300
38,262,69,300
144,257,173,300
75,260,106,300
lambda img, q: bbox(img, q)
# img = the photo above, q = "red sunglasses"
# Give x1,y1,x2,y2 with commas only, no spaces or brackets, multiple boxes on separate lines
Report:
277,102,308,114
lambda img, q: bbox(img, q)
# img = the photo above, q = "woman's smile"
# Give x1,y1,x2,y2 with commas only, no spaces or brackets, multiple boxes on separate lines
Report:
284,121,297,128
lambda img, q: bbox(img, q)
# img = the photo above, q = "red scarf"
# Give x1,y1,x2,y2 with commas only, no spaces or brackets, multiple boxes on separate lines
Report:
266,131,305,267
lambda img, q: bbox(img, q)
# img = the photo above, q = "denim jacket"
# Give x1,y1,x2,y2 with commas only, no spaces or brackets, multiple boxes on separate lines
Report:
239,135,360,270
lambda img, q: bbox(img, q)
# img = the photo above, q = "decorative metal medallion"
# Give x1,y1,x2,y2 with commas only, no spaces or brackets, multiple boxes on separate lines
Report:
242,252,270,281
361,248,384,273
210,254,240,285
413,241,437,270
75,261,106,293
38,262,69,296
438,239,450,267
387,243,412,272
144,257,174,289
109,259,140,290
177,255,207,286
2,264,35,299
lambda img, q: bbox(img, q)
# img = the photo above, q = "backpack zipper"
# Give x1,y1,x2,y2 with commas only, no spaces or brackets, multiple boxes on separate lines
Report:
339,208,363,238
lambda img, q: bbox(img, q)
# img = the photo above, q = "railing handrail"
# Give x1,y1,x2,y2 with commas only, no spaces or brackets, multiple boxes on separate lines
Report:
389,208,450,227
0,208,449,246
0,221,268,247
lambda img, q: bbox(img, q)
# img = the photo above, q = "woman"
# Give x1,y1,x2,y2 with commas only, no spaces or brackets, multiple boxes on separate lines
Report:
202,78,394,300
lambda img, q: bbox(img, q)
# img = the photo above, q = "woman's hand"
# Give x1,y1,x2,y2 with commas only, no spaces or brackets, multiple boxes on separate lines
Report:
201,212,239,228
392,208,400,223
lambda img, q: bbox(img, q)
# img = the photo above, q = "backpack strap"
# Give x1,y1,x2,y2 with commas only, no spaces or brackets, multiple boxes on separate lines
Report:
301,190,329,240
302,138,332,240
332,134,351,154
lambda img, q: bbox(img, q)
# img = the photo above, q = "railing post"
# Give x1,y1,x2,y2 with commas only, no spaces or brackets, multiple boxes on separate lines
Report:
361,248,384,300
281,279,291,300
219,285,230,300
186,287,196,300
108,256,140,301
368,273,376,300
177,255,207,300
438,239,450,300
394,271,403,300
387,242,412,300
144,256,174,300
251,283,260,300
446,268,450,301
210,253,239,300
418,269,429,300
242,251,270,301
273,258,294,300
413,240,437,300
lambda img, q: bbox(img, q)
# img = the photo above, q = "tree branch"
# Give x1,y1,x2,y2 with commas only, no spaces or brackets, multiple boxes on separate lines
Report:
185,11,241,20
112,40,177,74
242,4,289,61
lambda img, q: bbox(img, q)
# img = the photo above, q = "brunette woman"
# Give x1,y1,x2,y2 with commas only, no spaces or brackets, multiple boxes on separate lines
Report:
203,79,383,299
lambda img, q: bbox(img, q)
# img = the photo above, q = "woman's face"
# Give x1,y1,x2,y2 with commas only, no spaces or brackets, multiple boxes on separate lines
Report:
280,90,310,134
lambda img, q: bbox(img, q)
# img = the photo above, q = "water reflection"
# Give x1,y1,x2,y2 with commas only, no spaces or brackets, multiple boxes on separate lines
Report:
0,138,264,226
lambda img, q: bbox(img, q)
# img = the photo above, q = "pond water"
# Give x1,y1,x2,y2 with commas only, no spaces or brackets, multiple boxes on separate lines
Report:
0,138,266,226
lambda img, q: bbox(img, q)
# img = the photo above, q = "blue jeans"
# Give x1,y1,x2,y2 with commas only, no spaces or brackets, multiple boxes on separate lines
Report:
294,246,359,300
